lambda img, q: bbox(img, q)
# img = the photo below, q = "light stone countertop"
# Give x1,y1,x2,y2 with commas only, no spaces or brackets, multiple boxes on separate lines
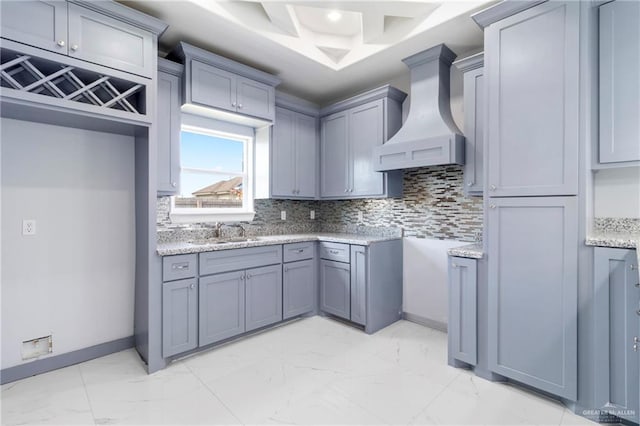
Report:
585,230,639,250
447,243,484,259
157,233,402,256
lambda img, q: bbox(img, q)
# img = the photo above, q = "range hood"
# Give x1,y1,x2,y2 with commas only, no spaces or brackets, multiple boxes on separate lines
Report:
373,44,465,171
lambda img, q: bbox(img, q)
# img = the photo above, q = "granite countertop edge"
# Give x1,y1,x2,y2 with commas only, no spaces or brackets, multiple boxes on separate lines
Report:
157,233,402,256
447,243,484,259
585,231,639,250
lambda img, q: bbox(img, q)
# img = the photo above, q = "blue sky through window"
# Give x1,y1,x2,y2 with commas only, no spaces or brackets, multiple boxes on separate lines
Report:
180,130,244,197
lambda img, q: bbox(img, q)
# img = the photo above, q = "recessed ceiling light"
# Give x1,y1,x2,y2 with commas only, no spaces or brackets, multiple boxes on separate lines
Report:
327,10,342,22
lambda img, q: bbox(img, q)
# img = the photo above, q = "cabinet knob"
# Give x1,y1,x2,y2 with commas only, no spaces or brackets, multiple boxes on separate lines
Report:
190,283,195,289
451,263,458,268
56,40,65,47
490,204,496,209
490,184,497,191
246,274,251,279
635,344,639,352
635,282,640,288
70,44,79,52
467,181,473,187
238,104,243,109
344,189,348,193
171,182,177,188
284,267,289,272
631,264,637,271
637,310,640,316
232,102,237,107
635,337,640,343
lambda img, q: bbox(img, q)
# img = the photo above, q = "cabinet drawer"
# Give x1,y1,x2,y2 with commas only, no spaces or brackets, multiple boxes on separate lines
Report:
319,242,350,263
283,242,315,263
200,245,282,276
163,254,197,282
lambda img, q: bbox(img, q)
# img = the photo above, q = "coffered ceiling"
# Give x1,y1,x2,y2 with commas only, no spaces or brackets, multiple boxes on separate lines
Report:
119,0,494,105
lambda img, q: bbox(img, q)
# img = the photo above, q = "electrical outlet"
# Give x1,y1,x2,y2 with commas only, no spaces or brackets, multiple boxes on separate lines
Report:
22,219,36,236
281,210,287,221
310,210,315,220
357,211,364,222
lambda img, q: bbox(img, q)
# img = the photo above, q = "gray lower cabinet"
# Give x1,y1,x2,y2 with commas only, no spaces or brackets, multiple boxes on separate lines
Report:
485,1,579,196
283,259,315,320
598,0,640,165
594,247,639,423
271,106,317,199
0,1,156,78
448,256,477,366
320,259,351,320
319,86,405,200
454,53,484,196
199,270,246,346
157,58,183,194
487,196,578,400
162,278,198,357
245,264,283,332
350,245,366,326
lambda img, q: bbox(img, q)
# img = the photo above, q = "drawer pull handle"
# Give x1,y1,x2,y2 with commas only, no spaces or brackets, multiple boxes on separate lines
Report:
172,263,189,270
296,249,305,253
452,263,458,268
329,250,340,254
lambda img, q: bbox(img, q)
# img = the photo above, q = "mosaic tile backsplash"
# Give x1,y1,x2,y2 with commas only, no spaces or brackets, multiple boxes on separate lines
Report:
158,165,484,242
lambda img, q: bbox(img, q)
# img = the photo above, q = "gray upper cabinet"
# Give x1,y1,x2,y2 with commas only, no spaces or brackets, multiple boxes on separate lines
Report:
454,53,484,196
487,196,578,400
320,85,405,200
173,43,281,124
350,245,366,326
320,259,351,320
157,59,183,195
594,247,639,424
448,256,477,366
485,2,579,197
0,1,157,78
598,0,640,165
245,264,283,332
162,278,197,357
0,1,67,55
283,259,316,320
271,106,318,199
199,271,246,346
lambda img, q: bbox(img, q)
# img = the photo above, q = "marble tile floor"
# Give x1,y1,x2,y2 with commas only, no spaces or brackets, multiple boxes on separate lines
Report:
1,317,598,425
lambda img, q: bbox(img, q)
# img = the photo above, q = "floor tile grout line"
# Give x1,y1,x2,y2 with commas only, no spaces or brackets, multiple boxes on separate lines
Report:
182,360,243,424
407,369,464,424
77,364,100,426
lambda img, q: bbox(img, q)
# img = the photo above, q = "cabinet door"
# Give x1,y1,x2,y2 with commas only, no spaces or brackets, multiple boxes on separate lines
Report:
271,107,296,197
348,100,385,197
67,3,154,78
594,248,639,423
199,271,245,346
350,246,366,326
236,76,275,121
190,60,236,113
294,113,318,198
320,112,349,197
463,68,484,196
157,69,181,194
320,259,350,320
245,264,282,332
487,196,577,400
448,257,477,365
283,259,315,319
485,2,579,196
0,0,67,54
599,0,640,164
162,278,197,357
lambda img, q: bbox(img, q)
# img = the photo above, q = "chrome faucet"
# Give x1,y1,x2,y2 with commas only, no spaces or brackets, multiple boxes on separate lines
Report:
214,222,223,239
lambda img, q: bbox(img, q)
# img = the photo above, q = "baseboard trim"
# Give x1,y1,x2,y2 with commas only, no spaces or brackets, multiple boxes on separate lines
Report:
0,336,134,385
402,312,448,333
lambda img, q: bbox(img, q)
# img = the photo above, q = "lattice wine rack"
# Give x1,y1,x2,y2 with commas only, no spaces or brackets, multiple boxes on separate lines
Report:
0,48,146,115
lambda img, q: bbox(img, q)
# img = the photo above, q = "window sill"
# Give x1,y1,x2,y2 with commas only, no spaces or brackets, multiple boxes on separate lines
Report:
169,211,255,224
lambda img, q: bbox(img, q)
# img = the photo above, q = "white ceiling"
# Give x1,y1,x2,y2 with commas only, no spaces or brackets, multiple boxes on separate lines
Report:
119,0,493,105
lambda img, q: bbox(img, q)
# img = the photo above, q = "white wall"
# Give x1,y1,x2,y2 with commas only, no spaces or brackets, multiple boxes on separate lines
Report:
1,118,136,369
403,237,468,328
594,168,640,218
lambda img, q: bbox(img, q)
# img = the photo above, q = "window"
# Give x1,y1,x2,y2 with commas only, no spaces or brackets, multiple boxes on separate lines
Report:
170,124,254,223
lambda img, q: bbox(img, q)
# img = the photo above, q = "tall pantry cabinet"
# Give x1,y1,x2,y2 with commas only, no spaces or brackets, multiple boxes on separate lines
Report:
476,1,582,401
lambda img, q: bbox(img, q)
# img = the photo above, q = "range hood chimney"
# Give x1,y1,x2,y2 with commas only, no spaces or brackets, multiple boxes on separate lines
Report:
373,44,464,171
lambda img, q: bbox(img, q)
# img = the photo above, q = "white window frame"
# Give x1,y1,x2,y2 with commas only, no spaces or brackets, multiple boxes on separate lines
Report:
170,124,255,224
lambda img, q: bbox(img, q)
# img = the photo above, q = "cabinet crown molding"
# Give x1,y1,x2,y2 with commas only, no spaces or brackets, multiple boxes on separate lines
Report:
275,92,320,117
158,57,184,76
68,0,168,35
319,84,407,117
471,0,546,29
453,52,484,73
